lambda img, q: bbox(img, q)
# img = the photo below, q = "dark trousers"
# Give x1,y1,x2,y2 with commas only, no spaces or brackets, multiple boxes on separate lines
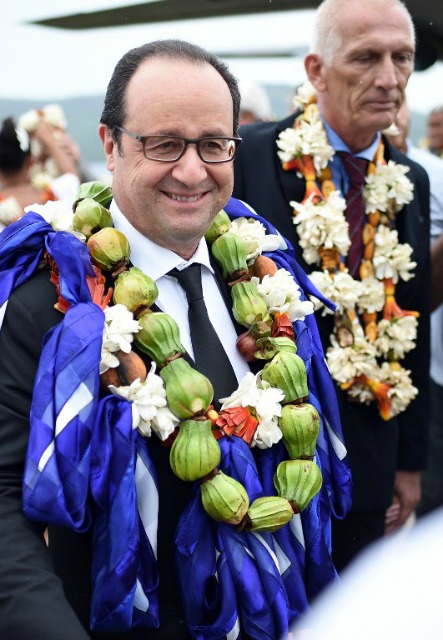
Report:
331,509,386,572
416,379,443,518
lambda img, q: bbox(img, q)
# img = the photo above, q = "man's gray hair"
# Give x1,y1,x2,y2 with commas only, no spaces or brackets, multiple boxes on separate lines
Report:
310,0,415,60
429,105,443,117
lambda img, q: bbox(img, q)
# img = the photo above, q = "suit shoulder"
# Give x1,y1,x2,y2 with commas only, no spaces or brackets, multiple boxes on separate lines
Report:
7,267,62,335
239,113,297,145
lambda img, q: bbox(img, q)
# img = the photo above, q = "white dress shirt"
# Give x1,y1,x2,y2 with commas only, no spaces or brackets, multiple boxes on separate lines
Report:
110,200,251,386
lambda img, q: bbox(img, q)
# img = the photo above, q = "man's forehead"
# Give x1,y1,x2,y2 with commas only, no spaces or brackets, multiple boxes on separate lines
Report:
334,4,414,46
130,57,208,84
125,58,227,104
123,57,233,132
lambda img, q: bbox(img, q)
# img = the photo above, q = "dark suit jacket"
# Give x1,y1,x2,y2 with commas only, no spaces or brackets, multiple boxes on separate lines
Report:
233,113,431,513
0,261,246,639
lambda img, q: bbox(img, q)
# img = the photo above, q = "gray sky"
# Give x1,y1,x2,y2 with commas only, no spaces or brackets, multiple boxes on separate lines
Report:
2,0,443,114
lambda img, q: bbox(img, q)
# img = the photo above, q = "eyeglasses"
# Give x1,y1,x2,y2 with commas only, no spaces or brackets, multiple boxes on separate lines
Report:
115,126,242,164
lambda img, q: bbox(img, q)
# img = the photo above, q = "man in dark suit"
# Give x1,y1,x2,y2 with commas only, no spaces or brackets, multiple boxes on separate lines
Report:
233,0,431,570
0,40,350,639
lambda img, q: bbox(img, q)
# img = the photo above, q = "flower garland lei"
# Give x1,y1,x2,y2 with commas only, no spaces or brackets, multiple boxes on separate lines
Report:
34,185,326,533
276,82,420,421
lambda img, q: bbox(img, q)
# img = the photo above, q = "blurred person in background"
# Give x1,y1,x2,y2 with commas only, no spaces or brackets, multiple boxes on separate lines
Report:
422,106,443,159
19,103,95,185
238,79,272,124
0,115,81,231
233,0,431,570
386,99,443,524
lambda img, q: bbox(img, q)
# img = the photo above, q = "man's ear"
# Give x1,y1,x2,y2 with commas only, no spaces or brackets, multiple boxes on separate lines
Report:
98,124,116,172
304,53,327,92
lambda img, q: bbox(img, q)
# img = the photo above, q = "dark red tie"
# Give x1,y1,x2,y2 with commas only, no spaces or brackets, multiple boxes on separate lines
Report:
338,152,369,278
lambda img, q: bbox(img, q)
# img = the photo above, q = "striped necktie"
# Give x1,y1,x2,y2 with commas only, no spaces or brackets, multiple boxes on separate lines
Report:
338,152,369,278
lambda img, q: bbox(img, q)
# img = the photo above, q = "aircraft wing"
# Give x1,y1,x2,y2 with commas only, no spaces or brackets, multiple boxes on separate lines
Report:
29,0,443,71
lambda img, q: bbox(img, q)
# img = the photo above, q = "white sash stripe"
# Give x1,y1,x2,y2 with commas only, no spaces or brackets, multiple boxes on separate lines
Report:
226,616,240,640
323,415,348,460
272,538,292,575
55,382,94,436
134,578,150,612
37,441,55,472
289,514,305,549
135,452,159,558
251,532,280,572
0,299,8,332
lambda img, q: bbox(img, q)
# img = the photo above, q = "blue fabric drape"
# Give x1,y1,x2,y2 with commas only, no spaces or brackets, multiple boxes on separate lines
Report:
0,200,352,638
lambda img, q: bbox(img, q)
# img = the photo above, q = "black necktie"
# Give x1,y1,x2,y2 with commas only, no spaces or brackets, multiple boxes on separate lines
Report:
338,151,369,278
168,264,238,406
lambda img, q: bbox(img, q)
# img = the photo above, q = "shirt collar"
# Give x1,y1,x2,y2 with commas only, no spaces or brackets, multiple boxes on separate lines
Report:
321,116,381,161
109,200,214,280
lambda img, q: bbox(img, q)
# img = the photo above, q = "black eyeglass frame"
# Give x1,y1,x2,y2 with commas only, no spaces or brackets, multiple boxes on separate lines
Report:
115,126,242,164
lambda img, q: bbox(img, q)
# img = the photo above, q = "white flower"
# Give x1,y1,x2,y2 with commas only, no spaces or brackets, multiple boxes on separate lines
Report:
309,269,360,315
308,270,335,315
356,277,386,314
220,371,261,409
18,104,67,133
364,173,389,214
374,316,418,359
100,304,141,374
18,109,40,133
230,217,280,262
109,362,179,440
383,161,414,210
382,122,400,137
252,379,284,449
364,161,413,214
388,242,417,282
252,413,282,449
326,335,378,383
346,379,378,405
377,362,418,417
291,190,350,264
0,196,23,225
15,126,30,153
373,226,416,283
24,200,75,233
292,81,317,111
253,268,314,321
30,171,52,191
221,372,284,449
42,104,67,130
277,113,334,174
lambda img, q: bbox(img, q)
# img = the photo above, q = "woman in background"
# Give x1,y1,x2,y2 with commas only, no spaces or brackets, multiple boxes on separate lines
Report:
0,116,80,231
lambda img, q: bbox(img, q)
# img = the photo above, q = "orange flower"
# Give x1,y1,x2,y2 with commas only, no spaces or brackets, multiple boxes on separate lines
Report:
303,179,323,204
283,154,317,182
271,312,295,340
364,376,393,421
86,266,113,310
344,374,393,421
50,260,112,313
383,278,419,321
214,406,259,445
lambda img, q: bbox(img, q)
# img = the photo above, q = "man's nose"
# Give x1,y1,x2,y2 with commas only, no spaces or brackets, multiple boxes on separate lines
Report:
376,57,399,89
171,144,208,183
